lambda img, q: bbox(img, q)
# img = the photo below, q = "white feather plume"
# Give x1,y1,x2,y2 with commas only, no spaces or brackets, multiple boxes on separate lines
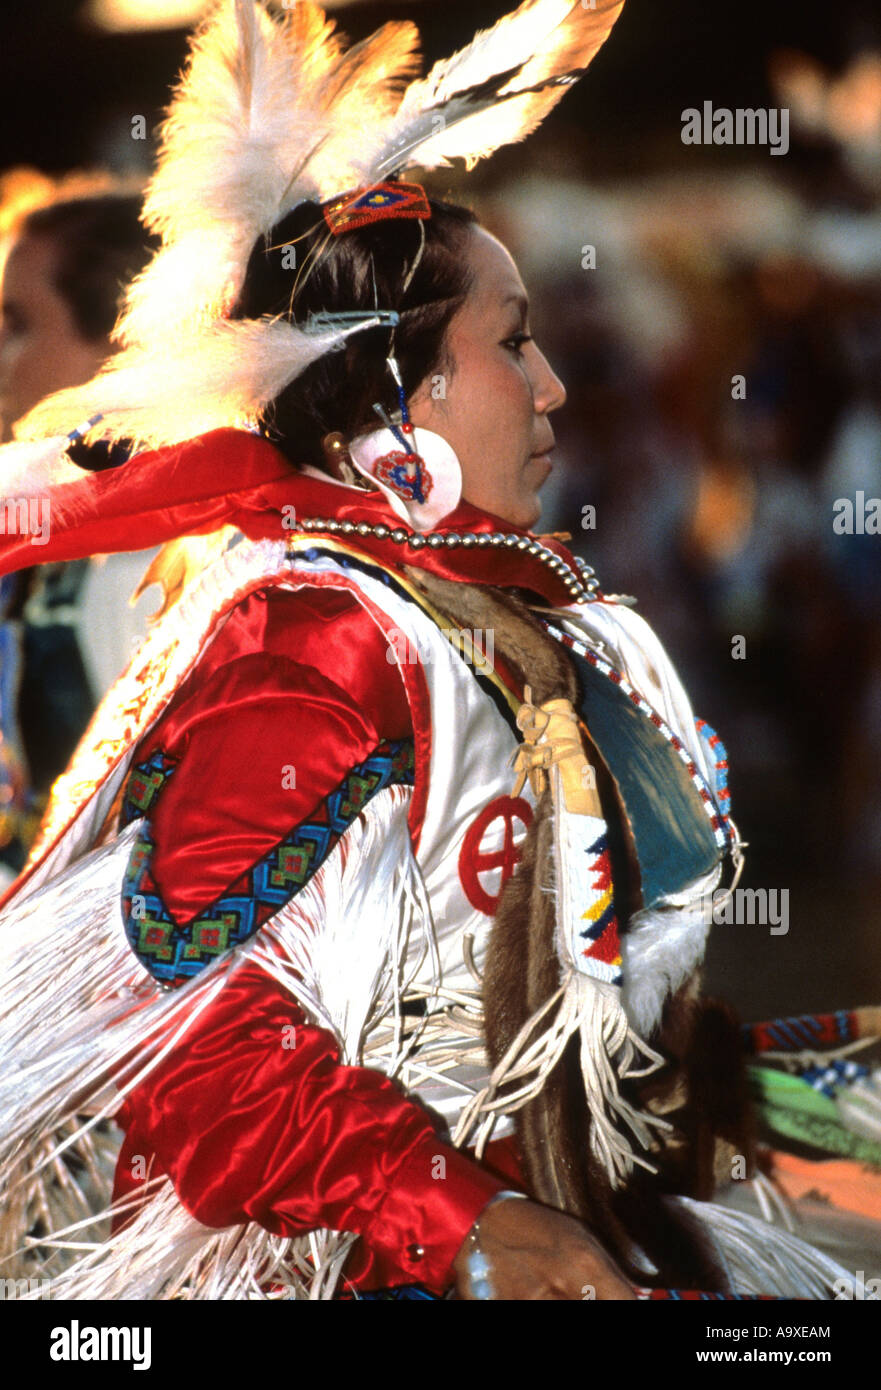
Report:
12,0,625,453
0,436,89,497
369,0,625,177
119,1,419,351
119,0,624,356
17,319,357,452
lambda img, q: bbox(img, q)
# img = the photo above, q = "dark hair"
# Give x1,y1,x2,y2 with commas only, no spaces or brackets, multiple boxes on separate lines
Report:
233,195,479,470
22,194,158,341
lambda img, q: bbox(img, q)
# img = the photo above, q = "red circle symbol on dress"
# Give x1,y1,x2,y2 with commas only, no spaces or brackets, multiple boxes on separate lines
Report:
458,795,534,916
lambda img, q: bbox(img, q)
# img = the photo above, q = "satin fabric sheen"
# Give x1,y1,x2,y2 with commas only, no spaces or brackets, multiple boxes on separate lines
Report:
77,430,556,1293
112,964,512,1294
118,581,516,1292
141,586,411,922
14,428,569,1294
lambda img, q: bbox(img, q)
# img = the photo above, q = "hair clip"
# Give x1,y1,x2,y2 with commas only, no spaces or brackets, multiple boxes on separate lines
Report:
303,309,400,335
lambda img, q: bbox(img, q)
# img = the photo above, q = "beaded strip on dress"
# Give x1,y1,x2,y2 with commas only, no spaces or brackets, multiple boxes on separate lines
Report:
120,741,416,986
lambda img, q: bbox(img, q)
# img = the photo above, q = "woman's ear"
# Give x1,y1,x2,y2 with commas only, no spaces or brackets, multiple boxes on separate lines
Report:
320,432,355,482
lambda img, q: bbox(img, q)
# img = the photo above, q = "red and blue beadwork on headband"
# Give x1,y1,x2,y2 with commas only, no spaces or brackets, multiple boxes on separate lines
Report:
322,181,431,236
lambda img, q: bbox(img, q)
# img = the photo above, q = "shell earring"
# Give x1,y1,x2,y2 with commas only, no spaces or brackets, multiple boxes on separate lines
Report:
347,355,462,531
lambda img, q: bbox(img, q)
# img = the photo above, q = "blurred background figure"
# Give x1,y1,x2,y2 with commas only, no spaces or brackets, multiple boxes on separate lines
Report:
0,171,159,876
0,170,141,437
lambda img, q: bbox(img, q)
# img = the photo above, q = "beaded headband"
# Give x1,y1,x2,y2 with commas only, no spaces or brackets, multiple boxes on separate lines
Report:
322,181,431,237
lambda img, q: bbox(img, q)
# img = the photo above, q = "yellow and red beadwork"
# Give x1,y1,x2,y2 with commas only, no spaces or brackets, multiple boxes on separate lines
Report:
580,828,622,979
322,182,431,236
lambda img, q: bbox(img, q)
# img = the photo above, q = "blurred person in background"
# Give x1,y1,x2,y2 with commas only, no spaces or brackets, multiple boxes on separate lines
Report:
0,172,158,874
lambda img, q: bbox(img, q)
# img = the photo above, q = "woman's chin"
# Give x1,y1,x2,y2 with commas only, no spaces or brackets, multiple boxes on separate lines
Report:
461,473,544,529
498,495,542,530
511,479,546,530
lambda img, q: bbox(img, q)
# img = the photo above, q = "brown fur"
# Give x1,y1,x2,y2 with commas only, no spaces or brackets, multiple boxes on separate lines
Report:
402,568,576,705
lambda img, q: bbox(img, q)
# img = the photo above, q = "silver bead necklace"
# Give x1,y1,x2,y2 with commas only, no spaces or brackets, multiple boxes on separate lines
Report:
290,516,599,602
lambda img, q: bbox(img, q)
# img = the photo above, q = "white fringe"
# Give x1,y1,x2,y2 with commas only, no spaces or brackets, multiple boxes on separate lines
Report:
544,763,675,1185
452,971,671,1186
0,823,180,1163
0,786,438,1299
573,976,672,1184
16,1178,357,1302
246,783,437,1066
0,823,250,1281
672,1195,857,1299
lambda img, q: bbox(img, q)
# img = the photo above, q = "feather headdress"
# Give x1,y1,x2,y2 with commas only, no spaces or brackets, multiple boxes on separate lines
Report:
17,0,624,453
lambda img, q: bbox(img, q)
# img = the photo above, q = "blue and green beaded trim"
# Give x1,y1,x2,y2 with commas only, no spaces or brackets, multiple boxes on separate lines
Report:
119,739,415,987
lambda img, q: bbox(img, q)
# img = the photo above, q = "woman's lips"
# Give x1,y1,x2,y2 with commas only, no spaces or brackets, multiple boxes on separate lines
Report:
531,438,555,462
530,449,554,474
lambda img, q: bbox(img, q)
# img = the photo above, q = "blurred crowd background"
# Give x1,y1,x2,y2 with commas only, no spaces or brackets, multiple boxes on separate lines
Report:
1,0,879,1022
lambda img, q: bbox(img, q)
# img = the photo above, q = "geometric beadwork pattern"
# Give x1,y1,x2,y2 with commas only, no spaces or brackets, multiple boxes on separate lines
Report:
579,828,622,984
120,749,179,823
741,1009,859,1057
120,738,415,987
800,1057,869,1099
694,717,731,820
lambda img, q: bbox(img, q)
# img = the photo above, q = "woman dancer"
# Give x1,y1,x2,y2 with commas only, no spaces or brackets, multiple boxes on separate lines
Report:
0,0,856,1300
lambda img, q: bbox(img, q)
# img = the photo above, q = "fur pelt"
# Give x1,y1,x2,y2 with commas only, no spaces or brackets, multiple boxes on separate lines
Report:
405,568,755,1289
402,567,576,704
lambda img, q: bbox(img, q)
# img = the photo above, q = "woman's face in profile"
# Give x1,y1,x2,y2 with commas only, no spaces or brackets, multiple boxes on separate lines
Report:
0,233,109,442
410,225,566,530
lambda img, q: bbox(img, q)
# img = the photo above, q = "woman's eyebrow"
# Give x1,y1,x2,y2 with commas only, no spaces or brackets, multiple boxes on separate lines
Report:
501,291,529,320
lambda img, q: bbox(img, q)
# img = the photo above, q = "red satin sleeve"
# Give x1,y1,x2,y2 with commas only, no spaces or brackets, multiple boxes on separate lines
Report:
114,963,508,1293
140,584,412,923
